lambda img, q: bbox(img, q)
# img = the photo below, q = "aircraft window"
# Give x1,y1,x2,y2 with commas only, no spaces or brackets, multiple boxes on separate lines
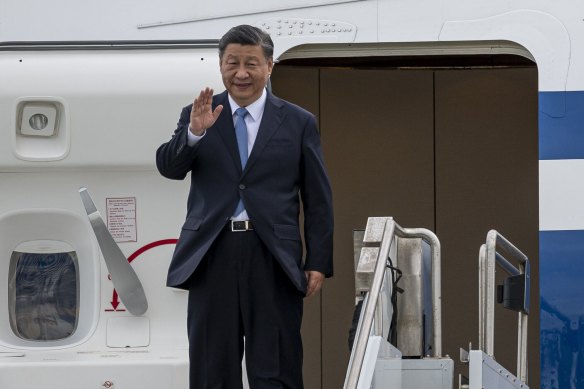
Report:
8,241,79,341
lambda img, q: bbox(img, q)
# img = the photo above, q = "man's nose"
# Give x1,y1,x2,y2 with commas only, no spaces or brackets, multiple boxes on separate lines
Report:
235,65,249,78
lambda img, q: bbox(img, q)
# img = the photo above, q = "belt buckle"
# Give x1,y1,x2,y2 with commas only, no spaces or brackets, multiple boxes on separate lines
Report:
231,220,250,232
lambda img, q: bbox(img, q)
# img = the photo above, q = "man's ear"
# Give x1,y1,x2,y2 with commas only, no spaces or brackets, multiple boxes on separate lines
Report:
267,57,274,75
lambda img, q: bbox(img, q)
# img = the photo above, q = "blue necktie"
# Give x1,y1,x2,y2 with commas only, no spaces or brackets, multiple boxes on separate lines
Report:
233,108,248,216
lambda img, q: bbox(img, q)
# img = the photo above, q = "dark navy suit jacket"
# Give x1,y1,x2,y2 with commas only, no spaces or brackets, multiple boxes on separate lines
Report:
156,90,333,293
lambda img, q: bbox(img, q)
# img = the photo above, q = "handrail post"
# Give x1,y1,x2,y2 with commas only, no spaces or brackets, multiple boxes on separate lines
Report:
397,226,442,357
478,244,486,352
479,230,530,383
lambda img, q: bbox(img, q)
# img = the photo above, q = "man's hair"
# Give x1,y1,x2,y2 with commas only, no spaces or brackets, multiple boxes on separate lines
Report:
219,25,274,60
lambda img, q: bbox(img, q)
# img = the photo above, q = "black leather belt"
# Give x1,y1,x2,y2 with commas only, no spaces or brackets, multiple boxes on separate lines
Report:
227,220,253,232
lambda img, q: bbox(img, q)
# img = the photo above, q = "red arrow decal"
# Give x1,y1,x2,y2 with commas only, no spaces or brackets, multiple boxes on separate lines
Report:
108,239,178,312
111,290,120,310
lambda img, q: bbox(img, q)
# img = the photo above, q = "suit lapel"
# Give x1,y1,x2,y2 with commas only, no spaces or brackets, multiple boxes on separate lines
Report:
213,92,242,173
243,93,285,177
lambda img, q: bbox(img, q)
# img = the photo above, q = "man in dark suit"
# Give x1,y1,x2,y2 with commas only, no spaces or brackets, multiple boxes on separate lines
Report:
156,25,334,388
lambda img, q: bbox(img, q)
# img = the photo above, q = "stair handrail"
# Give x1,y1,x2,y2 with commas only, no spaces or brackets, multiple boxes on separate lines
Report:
344,217,442,389
478,229,530,383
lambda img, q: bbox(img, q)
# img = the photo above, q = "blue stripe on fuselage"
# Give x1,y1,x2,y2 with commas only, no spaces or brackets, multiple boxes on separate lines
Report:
540,91,584,160
540,230,584,387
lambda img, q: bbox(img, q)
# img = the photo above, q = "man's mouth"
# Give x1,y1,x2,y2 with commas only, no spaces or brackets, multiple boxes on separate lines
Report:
233,83,251,89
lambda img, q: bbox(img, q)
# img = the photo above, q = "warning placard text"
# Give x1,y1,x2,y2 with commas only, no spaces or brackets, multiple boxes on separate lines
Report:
106,197,137,243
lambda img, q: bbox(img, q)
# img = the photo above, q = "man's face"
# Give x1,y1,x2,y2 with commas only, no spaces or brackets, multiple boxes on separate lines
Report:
220,43,273,107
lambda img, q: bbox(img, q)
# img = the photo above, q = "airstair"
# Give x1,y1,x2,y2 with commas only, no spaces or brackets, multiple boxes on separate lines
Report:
345,217,530,389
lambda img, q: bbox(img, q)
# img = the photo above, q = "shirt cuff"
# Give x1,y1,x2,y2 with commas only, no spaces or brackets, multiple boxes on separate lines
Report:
186,126,206,146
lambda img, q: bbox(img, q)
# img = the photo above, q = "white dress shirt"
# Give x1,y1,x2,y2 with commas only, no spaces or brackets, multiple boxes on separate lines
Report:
186,89,267,221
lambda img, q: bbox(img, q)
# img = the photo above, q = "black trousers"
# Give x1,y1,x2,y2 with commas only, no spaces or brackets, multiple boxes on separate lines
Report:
187,228,304,389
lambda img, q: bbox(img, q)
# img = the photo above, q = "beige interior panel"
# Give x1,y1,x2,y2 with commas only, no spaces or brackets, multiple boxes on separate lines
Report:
271,62,539,389
319,68,435,389
434,68,539,388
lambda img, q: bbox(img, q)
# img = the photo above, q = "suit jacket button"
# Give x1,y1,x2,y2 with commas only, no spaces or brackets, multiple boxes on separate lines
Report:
239,184,246,190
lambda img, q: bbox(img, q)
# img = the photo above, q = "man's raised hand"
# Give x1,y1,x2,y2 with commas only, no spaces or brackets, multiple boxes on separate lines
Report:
189,87,224,136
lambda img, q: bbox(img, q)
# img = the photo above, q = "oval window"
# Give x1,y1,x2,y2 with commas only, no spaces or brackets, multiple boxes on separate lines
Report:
8,240,79,341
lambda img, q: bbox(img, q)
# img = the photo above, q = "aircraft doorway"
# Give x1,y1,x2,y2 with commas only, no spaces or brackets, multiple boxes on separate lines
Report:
271,54,539,389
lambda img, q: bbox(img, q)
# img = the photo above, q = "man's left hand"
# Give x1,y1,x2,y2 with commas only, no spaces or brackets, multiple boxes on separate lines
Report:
305,270,325,297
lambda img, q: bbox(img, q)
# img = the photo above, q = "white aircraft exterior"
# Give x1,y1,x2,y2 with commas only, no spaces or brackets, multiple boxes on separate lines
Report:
1,0,583,388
